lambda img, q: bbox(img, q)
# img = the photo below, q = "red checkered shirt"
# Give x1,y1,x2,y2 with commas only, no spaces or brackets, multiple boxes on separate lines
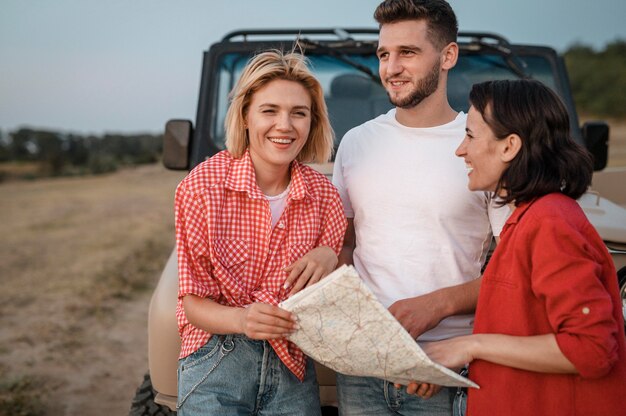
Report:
175,150,347,381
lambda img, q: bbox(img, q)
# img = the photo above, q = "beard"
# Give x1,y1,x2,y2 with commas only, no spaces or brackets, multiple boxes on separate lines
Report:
387,61,440,109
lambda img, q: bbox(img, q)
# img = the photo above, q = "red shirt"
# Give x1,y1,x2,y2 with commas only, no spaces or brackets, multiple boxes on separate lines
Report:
468,193,626,415
174,150,346,380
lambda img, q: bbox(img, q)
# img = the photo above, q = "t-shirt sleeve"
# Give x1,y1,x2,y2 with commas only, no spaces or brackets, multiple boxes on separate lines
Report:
174,182,221,301
526,214,619,378
486,194,512,237
332,138,355,218
316,183,348,255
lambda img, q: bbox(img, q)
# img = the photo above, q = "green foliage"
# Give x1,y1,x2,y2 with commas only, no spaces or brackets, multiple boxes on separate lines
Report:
0,129,163,178
564,39,626,118
86,152,119,174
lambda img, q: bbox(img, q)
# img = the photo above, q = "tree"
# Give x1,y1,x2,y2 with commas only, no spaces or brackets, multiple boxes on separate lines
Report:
564,39,626,118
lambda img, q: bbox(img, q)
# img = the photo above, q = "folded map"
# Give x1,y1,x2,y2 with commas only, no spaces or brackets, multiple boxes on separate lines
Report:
280,265,478,388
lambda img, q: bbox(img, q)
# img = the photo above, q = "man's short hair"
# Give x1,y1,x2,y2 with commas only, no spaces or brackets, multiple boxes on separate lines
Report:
374,0,458,50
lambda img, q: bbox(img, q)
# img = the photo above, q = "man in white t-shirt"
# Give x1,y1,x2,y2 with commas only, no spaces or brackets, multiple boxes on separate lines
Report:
332,1,510,415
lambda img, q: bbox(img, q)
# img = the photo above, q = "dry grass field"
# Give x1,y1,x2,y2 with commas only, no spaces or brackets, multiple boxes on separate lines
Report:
0,164,185,416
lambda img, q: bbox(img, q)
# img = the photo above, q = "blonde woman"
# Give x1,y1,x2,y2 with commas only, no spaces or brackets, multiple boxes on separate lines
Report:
174,50,347,416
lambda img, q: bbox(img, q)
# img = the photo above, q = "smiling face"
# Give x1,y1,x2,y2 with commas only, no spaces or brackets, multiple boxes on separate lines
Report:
456,106,512,193
377,19,442,109
245,79,312,174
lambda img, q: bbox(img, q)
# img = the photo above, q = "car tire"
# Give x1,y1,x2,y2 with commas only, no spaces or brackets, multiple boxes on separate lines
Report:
129,373,176,416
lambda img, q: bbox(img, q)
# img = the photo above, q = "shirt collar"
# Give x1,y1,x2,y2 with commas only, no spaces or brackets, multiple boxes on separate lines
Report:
504,198,537,226
287,161,309,201
224,150,311,201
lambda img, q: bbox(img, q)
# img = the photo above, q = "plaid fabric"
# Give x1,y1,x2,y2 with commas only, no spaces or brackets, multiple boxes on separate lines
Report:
175,150,346,380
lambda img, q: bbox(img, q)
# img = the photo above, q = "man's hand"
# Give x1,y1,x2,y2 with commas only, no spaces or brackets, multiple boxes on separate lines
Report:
397,382,442,399
388,293,446,339
389,277,482,339
283,246,338,296
238,303,298,340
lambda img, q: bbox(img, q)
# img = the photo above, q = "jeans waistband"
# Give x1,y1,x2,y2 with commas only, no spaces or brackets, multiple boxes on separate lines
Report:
457,366,469,394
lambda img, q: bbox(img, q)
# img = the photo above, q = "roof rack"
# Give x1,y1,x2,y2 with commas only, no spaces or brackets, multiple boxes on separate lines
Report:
458,31,528,78
222,27,511,49
458,32,511,47
221,28,513,49
221,28,379,42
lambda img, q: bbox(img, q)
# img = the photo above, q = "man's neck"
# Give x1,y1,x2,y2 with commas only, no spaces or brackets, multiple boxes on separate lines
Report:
394,89,458,128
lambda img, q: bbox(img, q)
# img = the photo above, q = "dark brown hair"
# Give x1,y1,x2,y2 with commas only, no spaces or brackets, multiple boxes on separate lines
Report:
374,0,458,50
470,79,593,205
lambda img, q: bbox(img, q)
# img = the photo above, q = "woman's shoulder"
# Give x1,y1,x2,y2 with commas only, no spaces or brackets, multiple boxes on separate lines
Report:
524,193,588,229
295,163,337,195
180,151,233,194
530,193,582,215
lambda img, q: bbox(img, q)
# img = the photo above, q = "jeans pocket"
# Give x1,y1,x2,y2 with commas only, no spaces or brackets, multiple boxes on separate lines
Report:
177,335,235,409
180,336,222,372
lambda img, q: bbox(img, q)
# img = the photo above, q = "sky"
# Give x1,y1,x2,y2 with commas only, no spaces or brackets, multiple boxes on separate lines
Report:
1,0,625,135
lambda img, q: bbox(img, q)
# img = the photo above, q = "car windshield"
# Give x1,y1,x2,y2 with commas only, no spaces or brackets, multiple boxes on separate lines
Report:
211,51,557,157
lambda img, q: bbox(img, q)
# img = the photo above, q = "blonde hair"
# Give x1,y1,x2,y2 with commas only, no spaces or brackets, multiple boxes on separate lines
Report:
224,49,334,163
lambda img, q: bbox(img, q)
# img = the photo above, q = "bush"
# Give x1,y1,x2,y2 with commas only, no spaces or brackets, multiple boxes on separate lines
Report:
564,39,626,118
1,129,163,179
87,153,118,174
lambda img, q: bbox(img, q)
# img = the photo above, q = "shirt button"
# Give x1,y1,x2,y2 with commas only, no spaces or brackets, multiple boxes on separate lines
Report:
582,307,590,315
277,222,285,229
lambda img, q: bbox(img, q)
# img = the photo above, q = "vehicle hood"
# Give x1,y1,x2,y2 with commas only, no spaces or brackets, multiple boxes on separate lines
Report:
578,192,626,244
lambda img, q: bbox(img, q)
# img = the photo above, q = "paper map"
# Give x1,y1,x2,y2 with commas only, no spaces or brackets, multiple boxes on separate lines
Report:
280,265,478,388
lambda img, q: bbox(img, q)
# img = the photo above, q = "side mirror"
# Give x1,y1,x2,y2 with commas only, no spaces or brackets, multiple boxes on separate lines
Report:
582,121,609,171
163,120,192,170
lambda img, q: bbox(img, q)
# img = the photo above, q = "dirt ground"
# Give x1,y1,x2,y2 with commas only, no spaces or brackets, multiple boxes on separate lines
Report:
0,164,185,416
0,119,625,416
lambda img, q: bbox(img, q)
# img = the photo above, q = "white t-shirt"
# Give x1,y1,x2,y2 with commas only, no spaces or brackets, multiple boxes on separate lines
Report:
332,109,510,341
265,185,290,228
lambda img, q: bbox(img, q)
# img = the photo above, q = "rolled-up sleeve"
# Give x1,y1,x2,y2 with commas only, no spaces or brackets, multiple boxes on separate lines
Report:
175,182,220,301
332,136,355,219
527,215,619,378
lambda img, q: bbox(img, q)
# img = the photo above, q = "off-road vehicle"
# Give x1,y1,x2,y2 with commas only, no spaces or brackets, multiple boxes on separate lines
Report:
129,28,626,415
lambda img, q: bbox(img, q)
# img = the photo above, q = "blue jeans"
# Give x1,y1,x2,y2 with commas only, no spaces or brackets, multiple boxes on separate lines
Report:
452,388,466,416
337,373,454,416
452,367,468,416
177,334,321,416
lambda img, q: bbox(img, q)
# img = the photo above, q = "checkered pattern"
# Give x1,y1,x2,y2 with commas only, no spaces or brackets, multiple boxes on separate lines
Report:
175,150,346,381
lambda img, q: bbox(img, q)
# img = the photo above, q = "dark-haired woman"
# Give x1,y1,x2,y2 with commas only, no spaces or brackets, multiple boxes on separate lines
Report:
422,79,626,415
